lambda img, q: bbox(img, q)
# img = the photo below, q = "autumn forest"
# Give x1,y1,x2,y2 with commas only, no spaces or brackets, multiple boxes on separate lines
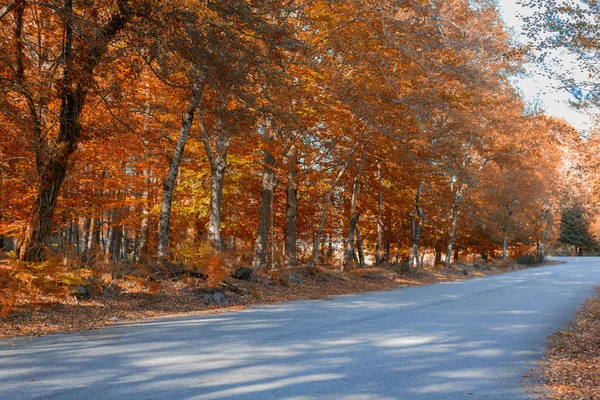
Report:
0,0,598,319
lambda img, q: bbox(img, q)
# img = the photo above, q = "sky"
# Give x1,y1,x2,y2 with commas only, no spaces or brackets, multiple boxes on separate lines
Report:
497,1,595,132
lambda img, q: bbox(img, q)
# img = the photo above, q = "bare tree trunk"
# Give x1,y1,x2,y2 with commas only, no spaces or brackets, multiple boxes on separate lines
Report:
408,181,425,269
382,238,390,264
106,208,116,257
136,169,150,263
445,203,459,267
356,228,365,267
539,207,551,262
445,182,469,268
90,217,101,260
502,223,508,261
375,162,383,263
434,243,442,266
502,201,514,262
310,140,362,269
199,104,229,252
157,93,200,259
252,124,277,270
81,217,91,262
343,148,366,270
208,162,226,251
72,219,79,255
284,146,298,267
270,187,276,270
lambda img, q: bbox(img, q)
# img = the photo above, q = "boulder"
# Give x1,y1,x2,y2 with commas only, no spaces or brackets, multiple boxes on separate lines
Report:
288,272,304,284
233,268,253,280
203,291,228,305
70,284,90,300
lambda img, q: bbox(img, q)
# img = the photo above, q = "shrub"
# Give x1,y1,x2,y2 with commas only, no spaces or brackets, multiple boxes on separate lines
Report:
515,253,542,265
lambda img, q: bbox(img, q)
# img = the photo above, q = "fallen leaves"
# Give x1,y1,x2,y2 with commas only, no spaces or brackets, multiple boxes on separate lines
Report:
0,261,550,340
541,287,600,399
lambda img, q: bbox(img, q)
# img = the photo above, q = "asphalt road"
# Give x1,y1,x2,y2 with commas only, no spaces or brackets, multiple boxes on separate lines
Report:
2,257,600,400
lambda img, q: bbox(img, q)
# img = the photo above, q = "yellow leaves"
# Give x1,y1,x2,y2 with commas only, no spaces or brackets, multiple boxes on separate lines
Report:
0,258,72,318
58,275,86,287
173,243,228,287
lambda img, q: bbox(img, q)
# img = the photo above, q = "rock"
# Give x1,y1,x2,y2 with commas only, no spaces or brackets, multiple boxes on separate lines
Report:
109,316,119,322
203,291,228,305
70,284,90,299
288,272,304,284
233,268,253,280
461,269,469,275
277,277,289,287
263,279,275,287
223,281,250,296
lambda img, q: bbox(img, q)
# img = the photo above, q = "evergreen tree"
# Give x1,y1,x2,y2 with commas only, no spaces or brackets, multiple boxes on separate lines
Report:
559,206,597,256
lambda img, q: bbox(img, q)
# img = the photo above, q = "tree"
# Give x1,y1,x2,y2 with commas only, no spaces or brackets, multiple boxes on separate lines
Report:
0,1,137,261
559,205,597,256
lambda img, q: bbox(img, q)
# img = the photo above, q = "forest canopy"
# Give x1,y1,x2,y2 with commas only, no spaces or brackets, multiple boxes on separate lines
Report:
0,0,596,279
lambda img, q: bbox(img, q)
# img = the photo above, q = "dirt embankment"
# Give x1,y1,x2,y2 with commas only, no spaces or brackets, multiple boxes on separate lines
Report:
1,260,557,340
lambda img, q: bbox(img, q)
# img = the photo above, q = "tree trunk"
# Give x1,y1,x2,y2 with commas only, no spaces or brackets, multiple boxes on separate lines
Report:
284,146,298,267
343,148,366,270
382,238,390,264
71,219,79,255
208,159,226,251
310,140,362,269
434,244,442,265
356,228,365,267
200,104,229,252
252,123,277,270
445,203,459,267
502,223,508,262
539,207,551,262
19,161,71,261
90,217,101,260
81,217,91,262
157,93,200,259
502,201,514,262
375,162,383,263
408,181,425,269
18,1,130,261
136,170,150,263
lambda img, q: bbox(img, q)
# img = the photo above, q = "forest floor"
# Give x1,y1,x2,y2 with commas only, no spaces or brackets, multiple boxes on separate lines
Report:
0,259,559,340
540,286,600,399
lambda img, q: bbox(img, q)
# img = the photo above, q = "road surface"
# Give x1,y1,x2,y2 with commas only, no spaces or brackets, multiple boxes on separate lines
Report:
2,257,600,399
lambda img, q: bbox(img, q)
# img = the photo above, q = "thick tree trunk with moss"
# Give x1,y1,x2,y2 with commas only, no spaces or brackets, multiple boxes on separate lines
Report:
18,0,131,261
